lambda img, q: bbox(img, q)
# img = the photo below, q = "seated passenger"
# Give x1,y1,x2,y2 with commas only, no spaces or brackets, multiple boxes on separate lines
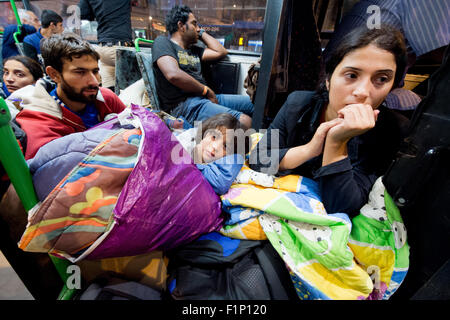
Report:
249,25,410,217
176,113,250,195
152,5,253,129
1,55,43,98
23,9,64,63
14,33,126,160
1,9,41,60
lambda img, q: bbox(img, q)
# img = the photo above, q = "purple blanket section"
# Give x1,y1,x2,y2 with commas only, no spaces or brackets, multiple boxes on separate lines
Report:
87,105,223,259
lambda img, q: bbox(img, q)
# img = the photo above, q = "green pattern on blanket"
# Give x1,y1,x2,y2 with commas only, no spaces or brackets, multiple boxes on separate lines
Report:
222,174,409,300
349,178,409,299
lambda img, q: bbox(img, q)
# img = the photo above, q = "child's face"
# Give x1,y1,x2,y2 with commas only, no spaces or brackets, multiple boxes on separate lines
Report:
196,128,228,163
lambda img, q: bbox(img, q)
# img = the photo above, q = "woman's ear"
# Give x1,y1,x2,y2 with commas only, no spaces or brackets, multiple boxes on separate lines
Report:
325,79,330,91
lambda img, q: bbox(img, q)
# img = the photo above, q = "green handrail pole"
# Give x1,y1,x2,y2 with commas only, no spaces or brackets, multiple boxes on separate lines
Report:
0,98,77,300
0,98,38,211
10,0,23,45
134,38,153,52
10,0,22,27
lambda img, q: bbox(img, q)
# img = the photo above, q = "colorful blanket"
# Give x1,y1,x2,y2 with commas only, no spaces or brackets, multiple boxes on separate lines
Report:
220,135,409,300
19,127,141,258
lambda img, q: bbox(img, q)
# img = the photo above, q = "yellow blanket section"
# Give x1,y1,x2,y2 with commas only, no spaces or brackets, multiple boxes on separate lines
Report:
219,165,310,240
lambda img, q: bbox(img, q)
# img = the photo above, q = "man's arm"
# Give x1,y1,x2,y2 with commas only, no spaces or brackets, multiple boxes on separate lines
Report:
200,31,228,62
156,55,217,102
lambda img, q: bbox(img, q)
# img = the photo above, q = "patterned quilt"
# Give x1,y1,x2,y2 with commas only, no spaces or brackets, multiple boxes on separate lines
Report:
220,135,409,300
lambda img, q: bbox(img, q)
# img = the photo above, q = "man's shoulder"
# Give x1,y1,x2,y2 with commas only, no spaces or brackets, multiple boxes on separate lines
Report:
98,87,126,111
152,36,177,61
23,30,41,43
3,24,17,33
99,87,121,100
154,35,170,44
23,33,34,43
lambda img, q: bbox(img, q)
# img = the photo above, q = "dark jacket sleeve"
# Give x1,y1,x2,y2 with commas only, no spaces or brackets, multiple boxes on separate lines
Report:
313,158,377,216
248,110,289,175
313,108,410,217
22,42,38,62
249,91,314,175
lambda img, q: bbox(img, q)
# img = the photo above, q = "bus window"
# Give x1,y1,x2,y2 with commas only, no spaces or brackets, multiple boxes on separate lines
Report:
134,0,267,53
7,0,267,53
7,1,85,36
0,2,18,31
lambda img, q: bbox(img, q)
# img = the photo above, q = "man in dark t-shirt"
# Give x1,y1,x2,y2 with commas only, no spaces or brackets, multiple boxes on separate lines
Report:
152,5,253,129
79,0,133,89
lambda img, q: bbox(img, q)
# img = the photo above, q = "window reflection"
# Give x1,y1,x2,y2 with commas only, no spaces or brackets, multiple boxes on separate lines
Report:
141,0,267,53
1,0,266,53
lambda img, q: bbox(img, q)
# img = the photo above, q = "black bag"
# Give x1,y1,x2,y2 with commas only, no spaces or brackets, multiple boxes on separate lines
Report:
76,274,162,300
166,232,298,300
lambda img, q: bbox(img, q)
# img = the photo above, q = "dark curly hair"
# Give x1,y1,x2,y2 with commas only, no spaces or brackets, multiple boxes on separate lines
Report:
165,5,192,35
41,33,99,72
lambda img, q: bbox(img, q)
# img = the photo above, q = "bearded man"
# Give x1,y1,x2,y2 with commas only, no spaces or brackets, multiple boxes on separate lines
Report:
14,33,126,159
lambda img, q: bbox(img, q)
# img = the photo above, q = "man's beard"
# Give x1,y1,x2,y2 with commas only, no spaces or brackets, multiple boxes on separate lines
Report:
60,76,99,104
185,24,198,46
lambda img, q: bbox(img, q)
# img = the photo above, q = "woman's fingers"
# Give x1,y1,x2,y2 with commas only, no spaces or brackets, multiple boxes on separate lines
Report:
329,104,379,143
338,104,377,128
306,118,344,157
315,118,343,141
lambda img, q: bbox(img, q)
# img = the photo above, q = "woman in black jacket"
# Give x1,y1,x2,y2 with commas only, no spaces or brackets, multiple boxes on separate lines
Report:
249,25,410,217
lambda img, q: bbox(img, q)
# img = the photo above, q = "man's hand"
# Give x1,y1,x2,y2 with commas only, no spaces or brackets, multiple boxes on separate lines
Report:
205,86,218,104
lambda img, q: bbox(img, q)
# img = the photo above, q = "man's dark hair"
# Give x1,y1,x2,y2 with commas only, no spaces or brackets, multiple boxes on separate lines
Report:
4,55,44,81
41,9,63,29
199,113,251,156
41,33,99,72
165,5,192,35
323,24,407,89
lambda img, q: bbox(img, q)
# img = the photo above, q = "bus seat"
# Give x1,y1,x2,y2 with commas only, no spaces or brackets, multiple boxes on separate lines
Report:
135,51,160,110
15,42,25,56
383,44,450,299
114,47,143,95
202,59,241,95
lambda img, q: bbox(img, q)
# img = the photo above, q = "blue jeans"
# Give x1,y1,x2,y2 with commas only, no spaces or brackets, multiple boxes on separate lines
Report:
171,94,254,125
